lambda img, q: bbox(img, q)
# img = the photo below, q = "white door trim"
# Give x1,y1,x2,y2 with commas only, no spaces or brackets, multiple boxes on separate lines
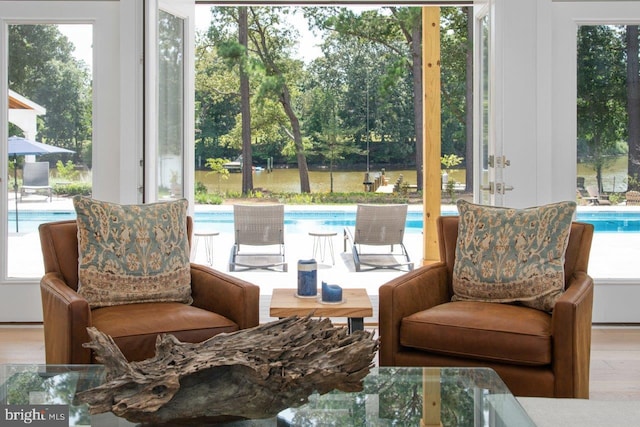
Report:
0,1,120,321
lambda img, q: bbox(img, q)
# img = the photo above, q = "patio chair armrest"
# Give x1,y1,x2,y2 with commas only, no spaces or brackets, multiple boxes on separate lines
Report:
190,263,260,329
378,263,450,366
551,271,594,398
40,272,92,364
343,227,354,252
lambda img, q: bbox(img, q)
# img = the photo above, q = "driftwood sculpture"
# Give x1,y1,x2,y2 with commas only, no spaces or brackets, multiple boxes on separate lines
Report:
75,316,378,425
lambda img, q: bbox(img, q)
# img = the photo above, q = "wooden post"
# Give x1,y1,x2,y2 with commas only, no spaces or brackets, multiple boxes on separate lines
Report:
421,367,443,427
422,7,442,264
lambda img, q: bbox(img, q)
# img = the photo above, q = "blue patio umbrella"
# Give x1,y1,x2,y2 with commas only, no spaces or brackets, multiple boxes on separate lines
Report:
8,136,75,232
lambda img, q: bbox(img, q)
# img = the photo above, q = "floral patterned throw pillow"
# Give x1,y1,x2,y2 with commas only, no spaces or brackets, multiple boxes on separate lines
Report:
73,196,192,308
452,200,576,312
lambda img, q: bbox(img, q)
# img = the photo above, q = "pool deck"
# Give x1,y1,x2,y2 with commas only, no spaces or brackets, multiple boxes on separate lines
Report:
7,194,640,324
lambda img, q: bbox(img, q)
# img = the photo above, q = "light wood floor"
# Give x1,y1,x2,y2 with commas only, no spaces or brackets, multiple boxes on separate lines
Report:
1,325,639,400
589,327,640,400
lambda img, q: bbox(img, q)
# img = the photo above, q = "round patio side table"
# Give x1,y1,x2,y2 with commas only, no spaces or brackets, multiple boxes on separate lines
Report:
309,231,337,265
192,231,219,266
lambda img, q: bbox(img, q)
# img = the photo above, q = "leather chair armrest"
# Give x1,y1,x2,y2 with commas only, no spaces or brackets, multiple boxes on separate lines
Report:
378,262,450,366
190,263,260,329
40,273,92,364
551,271,594,398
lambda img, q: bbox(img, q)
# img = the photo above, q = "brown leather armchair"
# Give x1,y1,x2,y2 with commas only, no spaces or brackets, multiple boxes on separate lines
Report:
379,216,594,398
39,217,260,364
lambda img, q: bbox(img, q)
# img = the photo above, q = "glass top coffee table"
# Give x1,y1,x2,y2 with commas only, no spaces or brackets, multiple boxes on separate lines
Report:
0,365,534,426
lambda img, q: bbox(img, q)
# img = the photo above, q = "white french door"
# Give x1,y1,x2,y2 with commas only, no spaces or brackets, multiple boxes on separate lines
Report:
475,5,493,205
474,0,511,206
553,1,640,323
0,1,119,321
145,0,195,209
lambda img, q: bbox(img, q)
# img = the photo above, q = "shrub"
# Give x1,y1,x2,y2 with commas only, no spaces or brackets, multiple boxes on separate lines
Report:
195,181,208,195
56,160,80,181
195,193,224,205
53,182,91,196
262,192,411,205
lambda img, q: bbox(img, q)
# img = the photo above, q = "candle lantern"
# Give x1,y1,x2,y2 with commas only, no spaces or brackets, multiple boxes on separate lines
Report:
321,281,343,302
297,259,317,297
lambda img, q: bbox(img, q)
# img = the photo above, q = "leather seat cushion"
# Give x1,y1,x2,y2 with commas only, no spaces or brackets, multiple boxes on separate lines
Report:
91,302,238,361
400,301,552,366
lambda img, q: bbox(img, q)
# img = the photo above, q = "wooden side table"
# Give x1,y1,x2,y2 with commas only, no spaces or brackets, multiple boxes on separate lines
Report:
269,288,372,333
309,231,337,265
192,231,219,265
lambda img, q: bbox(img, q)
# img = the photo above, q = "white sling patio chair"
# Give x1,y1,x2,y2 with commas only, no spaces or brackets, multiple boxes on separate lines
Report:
20,161,52,202
344,204,413,272
586,185,611,206
229,204,288,272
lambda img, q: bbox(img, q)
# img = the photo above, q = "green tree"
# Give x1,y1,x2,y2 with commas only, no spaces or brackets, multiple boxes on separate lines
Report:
627,25,640,191
307,7,471,191
198,7,295,166
194,25,242,165
8,24,91,163
577,25,627,192
307,7,425,189
441,7,473,192
205,157,230,192
207,6,311,193
239,7,254,194
309,31,414,168
304,56,363,192
247,7,311,192
36,59,92,159
198,6,471,190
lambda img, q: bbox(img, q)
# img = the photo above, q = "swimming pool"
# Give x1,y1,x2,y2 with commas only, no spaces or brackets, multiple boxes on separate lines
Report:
8,208,640,234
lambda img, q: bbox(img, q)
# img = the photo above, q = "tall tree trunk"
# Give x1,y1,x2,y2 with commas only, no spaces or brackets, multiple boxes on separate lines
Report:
239,7,253,195
627,25,640,191
593,135,604,193
330,156,335,193
280,84,311,193
465,6,474,193
247,6,310,193
411,24,424,191
330,137,335,193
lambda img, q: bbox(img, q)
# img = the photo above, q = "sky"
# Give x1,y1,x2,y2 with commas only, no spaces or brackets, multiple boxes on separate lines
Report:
58,24,93,71
195,5,323,63
58,7,323,69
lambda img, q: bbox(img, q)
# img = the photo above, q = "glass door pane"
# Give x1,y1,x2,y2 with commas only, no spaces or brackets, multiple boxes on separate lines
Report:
158,11,185,200
6,23,92,279
576,25,630,201
476,11,492,205
576,24,639,281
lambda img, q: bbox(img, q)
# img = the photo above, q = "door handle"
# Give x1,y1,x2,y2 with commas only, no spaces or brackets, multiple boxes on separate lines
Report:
495,183,514,194
489,155,511,168
481,182,495,194
481,182,514,194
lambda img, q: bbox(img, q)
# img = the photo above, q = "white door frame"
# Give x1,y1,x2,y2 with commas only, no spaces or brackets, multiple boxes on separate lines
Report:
0,1,120,321
553,1,640,323
473,1,498,205
145,0,195,213
552,1,640,205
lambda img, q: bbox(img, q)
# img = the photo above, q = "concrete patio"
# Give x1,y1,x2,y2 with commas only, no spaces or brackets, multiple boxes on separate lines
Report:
6,194,640,325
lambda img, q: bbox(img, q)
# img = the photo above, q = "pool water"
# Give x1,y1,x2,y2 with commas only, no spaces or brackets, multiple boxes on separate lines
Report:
8,208,640,235
572,211,640,232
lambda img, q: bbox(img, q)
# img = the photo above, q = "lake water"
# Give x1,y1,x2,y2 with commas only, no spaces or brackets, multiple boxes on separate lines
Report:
577,155,629,193
195,168,467,194
196,154,630,194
